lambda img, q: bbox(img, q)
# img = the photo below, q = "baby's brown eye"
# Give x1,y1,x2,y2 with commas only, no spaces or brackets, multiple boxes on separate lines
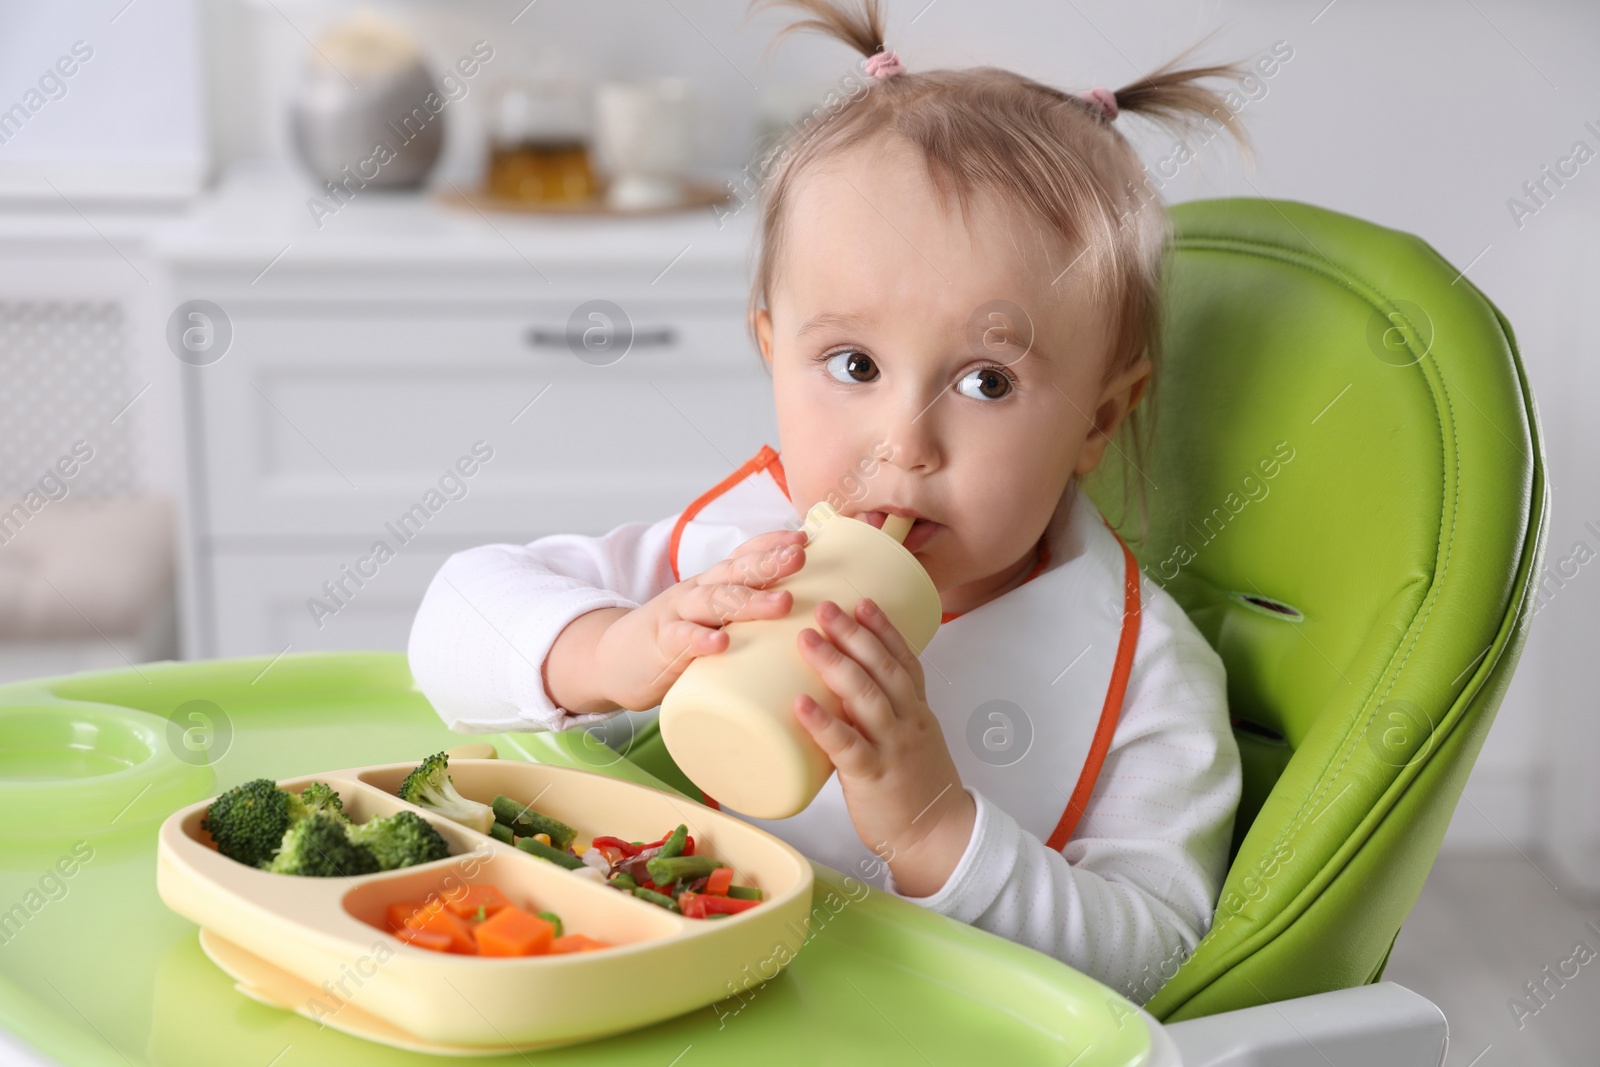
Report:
956,366,1013,401
824,350,878,384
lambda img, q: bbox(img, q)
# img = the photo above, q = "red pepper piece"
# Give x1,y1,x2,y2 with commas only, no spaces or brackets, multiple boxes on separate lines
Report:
677,891,706,919
677,891,759,918
591,835,641,857
700,894,761,916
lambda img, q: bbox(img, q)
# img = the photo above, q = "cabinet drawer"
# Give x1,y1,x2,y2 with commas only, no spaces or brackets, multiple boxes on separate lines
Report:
186,307,779,539
222,301,756,367
204,548,454,659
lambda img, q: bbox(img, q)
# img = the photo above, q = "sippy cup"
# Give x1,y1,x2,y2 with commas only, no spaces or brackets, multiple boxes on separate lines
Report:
658,501,941,819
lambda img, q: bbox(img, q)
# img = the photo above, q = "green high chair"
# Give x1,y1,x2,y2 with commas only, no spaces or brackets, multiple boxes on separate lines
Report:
0,198,1541,1067
623,197,1549,1056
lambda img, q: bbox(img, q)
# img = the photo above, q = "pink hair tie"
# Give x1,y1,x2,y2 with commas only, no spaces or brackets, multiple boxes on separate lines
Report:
1078,86,1119,121
865,48,905,80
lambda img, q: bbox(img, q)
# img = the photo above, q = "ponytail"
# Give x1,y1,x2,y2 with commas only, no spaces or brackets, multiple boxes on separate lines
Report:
754,1,1252,161
1111,44,1256,164
750,0,886,63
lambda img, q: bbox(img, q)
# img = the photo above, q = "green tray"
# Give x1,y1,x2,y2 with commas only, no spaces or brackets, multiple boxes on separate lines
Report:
0,652,1155,1065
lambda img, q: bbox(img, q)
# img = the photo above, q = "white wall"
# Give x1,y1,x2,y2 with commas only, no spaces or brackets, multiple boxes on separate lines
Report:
0,0,205,198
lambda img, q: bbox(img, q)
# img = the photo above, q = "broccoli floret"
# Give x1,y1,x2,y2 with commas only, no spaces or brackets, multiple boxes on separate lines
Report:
203,778,294,868
347,811,452,871
263,813,380,877
397,753,494,834
288,781,346,824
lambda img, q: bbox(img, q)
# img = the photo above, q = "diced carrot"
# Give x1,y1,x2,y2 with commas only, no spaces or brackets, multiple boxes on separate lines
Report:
442,884,512,919
550,933,612,954
393,926,454,953
387,901,428,931
404,898,478,954
705,867,734,896
473,906,555,957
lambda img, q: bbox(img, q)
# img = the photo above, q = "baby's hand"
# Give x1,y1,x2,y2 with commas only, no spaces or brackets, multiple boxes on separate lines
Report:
793,598,977,897
592,529,806,712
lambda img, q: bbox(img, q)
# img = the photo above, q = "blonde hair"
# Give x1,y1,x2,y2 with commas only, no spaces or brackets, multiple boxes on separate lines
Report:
746,0,1252,543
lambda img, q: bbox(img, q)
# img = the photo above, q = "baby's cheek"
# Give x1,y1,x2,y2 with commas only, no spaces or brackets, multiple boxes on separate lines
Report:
940,511,1043,588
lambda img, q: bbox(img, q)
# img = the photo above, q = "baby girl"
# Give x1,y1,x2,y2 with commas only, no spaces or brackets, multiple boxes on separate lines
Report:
409,0,1244,1004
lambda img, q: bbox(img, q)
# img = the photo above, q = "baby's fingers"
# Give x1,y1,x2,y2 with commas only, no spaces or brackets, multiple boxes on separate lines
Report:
730,527,808,560
676,582,792,629
647,619,727,687
814,600,920,711
794,694,878,779
699,532,806,590
854,598,926,697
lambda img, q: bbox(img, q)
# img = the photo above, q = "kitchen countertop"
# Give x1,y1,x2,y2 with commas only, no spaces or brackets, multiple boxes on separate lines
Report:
150,161,761,282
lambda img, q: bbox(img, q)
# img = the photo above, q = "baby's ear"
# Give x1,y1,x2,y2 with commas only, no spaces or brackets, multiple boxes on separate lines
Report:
752,307,775,366
1074,356,1153,476
1101,356,1153,426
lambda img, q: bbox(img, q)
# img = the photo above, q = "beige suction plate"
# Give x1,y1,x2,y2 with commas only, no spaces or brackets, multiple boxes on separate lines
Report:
199,929,524,1057
157,760,815,1053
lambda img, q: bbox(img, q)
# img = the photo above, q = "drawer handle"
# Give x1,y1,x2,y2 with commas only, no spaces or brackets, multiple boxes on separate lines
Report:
525,326,677,351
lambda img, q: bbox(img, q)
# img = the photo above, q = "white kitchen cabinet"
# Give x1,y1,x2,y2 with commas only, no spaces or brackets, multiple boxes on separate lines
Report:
207,549,457,657
155,164,776,660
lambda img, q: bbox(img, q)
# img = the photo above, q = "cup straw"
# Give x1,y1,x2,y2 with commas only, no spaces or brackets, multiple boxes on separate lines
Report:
880,514,913,544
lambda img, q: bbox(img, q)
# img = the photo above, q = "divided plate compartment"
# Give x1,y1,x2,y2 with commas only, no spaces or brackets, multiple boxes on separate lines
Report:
156,759,816,1053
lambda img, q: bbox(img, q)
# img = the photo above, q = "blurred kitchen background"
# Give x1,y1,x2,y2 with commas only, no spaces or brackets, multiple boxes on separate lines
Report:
0,1,1596,1062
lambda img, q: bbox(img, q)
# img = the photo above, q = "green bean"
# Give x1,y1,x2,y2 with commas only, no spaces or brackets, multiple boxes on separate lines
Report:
491,795,523,827
491,795,577,849
515,837,583,869
656,823,688,860
646,854,717,887
632,887,680,913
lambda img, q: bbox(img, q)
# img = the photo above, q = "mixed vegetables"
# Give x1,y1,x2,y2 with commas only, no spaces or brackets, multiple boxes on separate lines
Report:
496,802,764,919
202,778,450,876
392,753,769,919
582,826,766,919
379,883,612,957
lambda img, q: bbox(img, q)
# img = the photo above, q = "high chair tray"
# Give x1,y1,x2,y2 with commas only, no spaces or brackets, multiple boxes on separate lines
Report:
0,652,1158,1066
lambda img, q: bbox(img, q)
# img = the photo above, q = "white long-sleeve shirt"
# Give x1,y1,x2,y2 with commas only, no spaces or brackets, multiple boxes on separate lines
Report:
407,459,1240,1005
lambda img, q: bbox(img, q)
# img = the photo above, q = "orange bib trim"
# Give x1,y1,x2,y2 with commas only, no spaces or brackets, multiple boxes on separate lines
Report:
1042,515,1142,851
667,445,789,585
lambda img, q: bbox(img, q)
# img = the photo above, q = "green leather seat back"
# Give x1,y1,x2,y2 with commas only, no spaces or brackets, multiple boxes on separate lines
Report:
1081,198,1548,1020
